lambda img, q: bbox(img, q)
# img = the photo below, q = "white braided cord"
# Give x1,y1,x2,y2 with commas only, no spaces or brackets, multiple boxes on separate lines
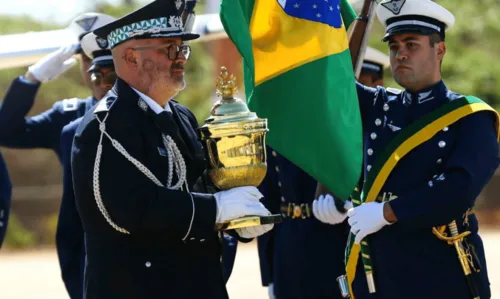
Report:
92,113,195,241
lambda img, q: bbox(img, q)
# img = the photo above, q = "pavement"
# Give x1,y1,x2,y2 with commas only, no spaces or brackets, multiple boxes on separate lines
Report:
0,230,499,299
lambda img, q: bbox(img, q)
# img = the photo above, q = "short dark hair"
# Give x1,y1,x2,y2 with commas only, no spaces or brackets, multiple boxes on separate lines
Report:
429,33,442,47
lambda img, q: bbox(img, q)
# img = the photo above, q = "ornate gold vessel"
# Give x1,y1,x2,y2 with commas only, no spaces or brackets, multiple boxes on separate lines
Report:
199,66,268,190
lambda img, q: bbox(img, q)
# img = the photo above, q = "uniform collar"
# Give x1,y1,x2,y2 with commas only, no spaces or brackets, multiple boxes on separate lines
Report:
130,87,172,114
402,80,448,106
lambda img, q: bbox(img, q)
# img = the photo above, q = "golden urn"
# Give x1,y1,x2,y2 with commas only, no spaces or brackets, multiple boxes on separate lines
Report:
199,66,269,190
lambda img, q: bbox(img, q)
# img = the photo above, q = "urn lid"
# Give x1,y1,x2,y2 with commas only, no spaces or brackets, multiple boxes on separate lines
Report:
205,66,258,124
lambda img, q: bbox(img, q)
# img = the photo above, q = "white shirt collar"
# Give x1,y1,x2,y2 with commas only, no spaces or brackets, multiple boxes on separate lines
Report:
131,87,172,114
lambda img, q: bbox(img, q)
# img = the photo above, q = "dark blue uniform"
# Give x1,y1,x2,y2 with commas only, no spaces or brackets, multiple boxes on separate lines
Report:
60,118,87,299
258,146,349,299
0,77,96,161
72,78,229,299
352,81,497,299
0,151,12,248
222,234,238,283
0,77,95,297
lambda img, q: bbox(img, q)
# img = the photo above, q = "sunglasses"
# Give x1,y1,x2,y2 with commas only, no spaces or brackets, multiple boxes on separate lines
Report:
132,44,191,60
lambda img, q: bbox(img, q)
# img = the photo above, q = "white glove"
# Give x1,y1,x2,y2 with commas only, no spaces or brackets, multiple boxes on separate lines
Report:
268,283,276,299
312,194,352,225
215,186,267,223
235,223,273,238
214,186,273,238
28,44,79,83
347,202,390,244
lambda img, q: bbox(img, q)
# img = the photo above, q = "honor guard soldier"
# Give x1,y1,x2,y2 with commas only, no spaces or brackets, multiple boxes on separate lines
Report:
0,12,116,299
71,1,273,298
59,30,117,299
313,1,498,298
257,145,351,299
0,152,11,249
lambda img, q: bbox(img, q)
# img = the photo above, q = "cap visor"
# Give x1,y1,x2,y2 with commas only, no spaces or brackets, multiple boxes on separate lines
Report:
382,26,436,42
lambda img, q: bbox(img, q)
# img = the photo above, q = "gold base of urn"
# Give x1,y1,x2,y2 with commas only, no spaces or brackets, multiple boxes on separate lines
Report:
200,66,282,230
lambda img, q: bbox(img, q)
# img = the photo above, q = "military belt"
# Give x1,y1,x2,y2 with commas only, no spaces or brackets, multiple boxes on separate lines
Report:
280,203,312,219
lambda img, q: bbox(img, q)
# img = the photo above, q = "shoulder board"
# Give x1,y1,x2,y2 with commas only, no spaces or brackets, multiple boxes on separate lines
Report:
62,98,81,112
386,87,402,95
93,96,117,114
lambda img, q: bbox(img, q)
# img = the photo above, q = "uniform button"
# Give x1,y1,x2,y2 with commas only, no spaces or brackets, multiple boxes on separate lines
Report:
375,119,382,126
367,148,373,156
437,158,442,164
275,166,279,172
190,237,196,241
443,127,449,132
383,104,389,111
272,151,277,157
200,239,205,243
281,196,285,202
367,165,372,171
370,133,377,140
145,262,152,267
278,181,282,187
438,141,446,148
433,174,438,178
428,181,434,187
0,221,3,227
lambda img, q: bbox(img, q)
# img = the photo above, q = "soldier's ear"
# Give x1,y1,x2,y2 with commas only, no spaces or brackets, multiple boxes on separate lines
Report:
436,41,446,62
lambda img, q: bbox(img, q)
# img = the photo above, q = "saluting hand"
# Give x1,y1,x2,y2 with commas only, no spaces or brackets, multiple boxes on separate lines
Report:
27,43,79,83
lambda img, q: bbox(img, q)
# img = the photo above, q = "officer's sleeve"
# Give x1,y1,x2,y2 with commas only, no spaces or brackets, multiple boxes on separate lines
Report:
79,119,217,240
0,152,12,248
390,111,500,229
356,81,378,123
0,77,65,150
256,149,280,286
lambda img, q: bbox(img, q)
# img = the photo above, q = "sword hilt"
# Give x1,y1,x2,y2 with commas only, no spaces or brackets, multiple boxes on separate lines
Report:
447,221,480,299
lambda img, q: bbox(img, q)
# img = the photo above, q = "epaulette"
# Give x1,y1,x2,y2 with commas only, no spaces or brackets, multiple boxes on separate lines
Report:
62,98,80,112
93,96,117,114
386,87,403,95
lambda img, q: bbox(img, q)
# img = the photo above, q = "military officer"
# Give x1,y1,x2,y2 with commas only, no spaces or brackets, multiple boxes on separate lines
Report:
313,1,498,298
0,13,116,299
256,49,390,299
0,151,11,248
71,1,273,298
58,30,117,299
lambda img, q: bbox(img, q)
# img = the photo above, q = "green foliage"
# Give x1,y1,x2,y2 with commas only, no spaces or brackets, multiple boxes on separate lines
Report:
366,0,500,109
3,213,37,249
0,15,58,34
